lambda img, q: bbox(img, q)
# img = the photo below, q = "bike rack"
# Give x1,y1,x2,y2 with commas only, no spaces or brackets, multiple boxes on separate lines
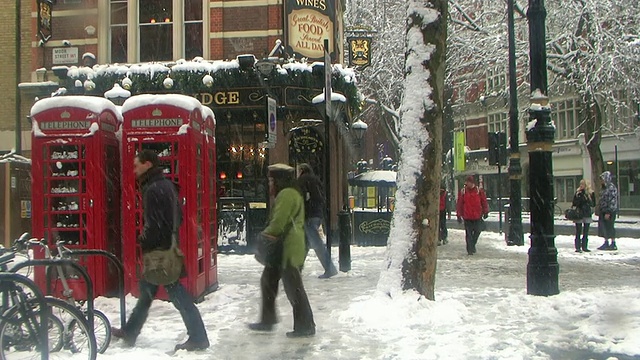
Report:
0,272,50,360
10,259,94,330
59,249,126,328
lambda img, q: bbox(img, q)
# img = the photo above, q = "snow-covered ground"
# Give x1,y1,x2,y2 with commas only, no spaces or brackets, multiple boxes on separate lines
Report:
88,230,640,360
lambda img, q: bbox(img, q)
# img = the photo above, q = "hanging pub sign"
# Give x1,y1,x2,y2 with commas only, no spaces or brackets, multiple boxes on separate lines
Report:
37,0,53,43
289,126,323,154
284,0,336,62
347,37,372,68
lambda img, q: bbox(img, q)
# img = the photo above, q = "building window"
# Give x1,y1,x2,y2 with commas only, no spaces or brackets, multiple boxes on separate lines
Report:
555,176,580,203
486,67,507,93
552,98,580,140
109,0,204,63
185,0,204,59
139,0,173,62
605,89,635,132
110,0,127,63
487,112,507,134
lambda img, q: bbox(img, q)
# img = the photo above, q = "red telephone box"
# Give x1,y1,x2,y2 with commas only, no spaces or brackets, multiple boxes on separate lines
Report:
121,94,218,300
30,96,122,299
202,107,219,291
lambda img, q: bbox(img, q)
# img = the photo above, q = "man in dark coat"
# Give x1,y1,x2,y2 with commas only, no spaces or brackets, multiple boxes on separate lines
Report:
297,163,337,278
112,149,209,351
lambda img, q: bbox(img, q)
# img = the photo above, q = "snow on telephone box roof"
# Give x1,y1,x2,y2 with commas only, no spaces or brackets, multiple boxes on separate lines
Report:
121,94,203,115
121,94,205,134
30,96,123,122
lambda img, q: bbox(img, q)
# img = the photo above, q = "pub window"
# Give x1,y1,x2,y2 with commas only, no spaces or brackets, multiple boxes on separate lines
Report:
216,112,268,201
139,0,173,62
110,0,127,63
108,0,205,63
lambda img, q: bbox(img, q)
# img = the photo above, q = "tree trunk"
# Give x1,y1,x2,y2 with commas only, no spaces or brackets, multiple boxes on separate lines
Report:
402,0,448,300
582,96,605,199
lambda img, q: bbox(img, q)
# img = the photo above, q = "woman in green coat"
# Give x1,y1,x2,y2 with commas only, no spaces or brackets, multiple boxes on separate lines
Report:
248,163,315,338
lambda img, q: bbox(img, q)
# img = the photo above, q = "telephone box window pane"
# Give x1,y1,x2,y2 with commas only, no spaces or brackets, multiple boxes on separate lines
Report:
185,23,203,60
111,26,127,63
140,24,173,62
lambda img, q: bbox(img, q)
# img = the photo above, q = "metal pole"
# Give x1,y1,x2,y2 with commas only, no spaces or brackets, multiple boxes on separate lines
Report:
526,0,559,296
507,0,524,246
615,144,620,212
15,0,22,154
324,38,332,256
498,163,502,233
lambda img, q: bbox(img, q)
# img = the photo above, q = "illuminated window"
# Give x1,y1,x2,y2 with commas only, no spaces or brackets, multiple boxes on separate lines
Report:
109,0,204,63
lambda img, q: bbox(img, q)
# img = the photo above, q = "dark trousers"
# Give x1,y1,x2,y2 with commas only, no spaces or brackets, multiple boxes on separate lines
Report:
124,279,208,343
260,265,315,332
439,210,448,242
464,220,482,254
304,217,337,274
574,222,591,250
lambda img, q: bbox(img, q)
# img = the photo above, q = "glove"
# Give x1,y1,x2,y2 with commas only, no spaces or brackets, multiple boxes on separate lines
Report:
457,217,463,224
483,213,488,220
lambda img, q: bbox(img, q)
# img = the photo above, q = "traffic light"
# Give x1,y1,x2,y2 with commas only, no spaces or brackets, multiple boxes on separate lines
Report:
488,131,507,166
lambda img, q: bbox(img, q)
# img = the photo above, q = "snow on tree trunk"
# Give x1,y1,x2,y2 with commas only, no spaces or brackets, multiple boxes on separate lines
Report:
377,0,447,301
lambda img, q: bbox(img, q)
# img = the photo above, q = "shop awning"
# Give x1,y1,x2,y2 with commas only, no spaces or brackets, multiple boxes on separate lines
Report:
348,170,397,187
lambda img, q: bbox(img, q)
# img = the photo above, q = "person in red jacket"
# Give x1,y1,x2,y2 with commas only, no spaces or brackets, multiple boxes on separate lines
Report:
439,183,450,245
456,175,489,255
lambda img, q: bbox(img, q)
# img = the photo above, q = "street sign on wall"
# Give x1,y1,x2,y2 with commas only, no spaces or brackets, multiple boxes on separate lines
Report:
266,97,277,148
454,131,466,172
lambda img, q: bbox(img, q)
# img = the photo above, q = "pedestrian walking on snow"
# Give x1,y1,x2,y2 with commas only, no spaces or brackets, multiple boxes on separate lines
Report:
112,150,209,352
297,163,338,278
248,163,316,338
456,176,489,255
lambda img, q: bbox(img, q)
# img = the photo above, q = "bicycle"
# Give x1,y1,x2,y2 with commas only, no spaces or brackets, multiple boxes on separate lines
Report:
28,237,112,354
0,235,97,359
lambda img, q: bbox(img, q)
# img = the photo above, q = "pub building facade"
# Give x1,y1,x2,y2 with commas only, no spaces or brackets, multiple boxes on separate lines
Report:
19,0,359,246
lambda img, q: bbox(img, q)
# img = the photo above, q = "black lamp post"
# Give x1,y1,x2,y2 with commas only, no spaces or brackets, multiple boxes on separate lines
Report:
507,0,524,246
313,90,346,255
526,0,559,296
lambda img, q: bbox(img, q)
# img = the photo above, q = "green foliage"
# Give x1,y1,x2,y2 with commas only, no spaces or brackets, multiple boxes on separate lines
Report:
57,61,362,113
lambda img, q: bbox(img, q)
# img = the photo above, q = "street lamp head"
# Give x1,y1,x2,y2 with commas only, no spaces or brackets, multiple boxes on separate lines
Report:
104,83,131,106
255,58,276,77
351,119,368,140
312,89,346,119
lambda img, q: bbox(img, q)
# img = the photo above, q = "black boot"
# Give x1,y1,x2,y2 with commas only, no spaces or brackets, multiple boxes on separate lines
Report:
609,241,617,251
597,240,610,250
582,224,591,252
574,224,582,252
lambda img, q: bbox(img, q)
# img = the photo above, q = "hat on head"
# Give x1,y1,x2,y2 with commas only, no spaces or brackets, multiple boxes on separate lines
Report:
465,175,475,184
268,163,295,179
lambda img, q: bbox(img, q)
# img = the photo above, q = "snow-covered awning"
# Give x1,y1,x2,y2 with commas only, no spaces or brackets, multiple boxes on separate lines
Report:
349,170,397,187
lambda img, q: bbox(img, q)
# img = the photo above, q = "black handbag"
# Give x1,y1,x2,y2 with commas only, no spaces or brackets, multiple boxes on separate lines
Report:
564,207,582,220
254,234,284,267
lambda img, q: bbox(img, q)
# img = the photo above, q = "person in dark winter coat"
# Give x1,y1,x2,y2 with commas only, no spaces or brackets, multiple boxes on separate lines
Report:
438,183,450,245
297,163,338,278
112,150,209,352
249,163,316,338
456,176,489,255
597,171,618,251
571,179,596,253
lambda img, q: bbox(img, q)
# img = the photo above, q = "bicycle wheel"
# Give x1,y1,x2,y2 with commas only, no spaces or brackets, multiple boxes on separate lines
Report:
0,297,97,360
0,304,65,358
73,309,110,354
44,297,97,360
